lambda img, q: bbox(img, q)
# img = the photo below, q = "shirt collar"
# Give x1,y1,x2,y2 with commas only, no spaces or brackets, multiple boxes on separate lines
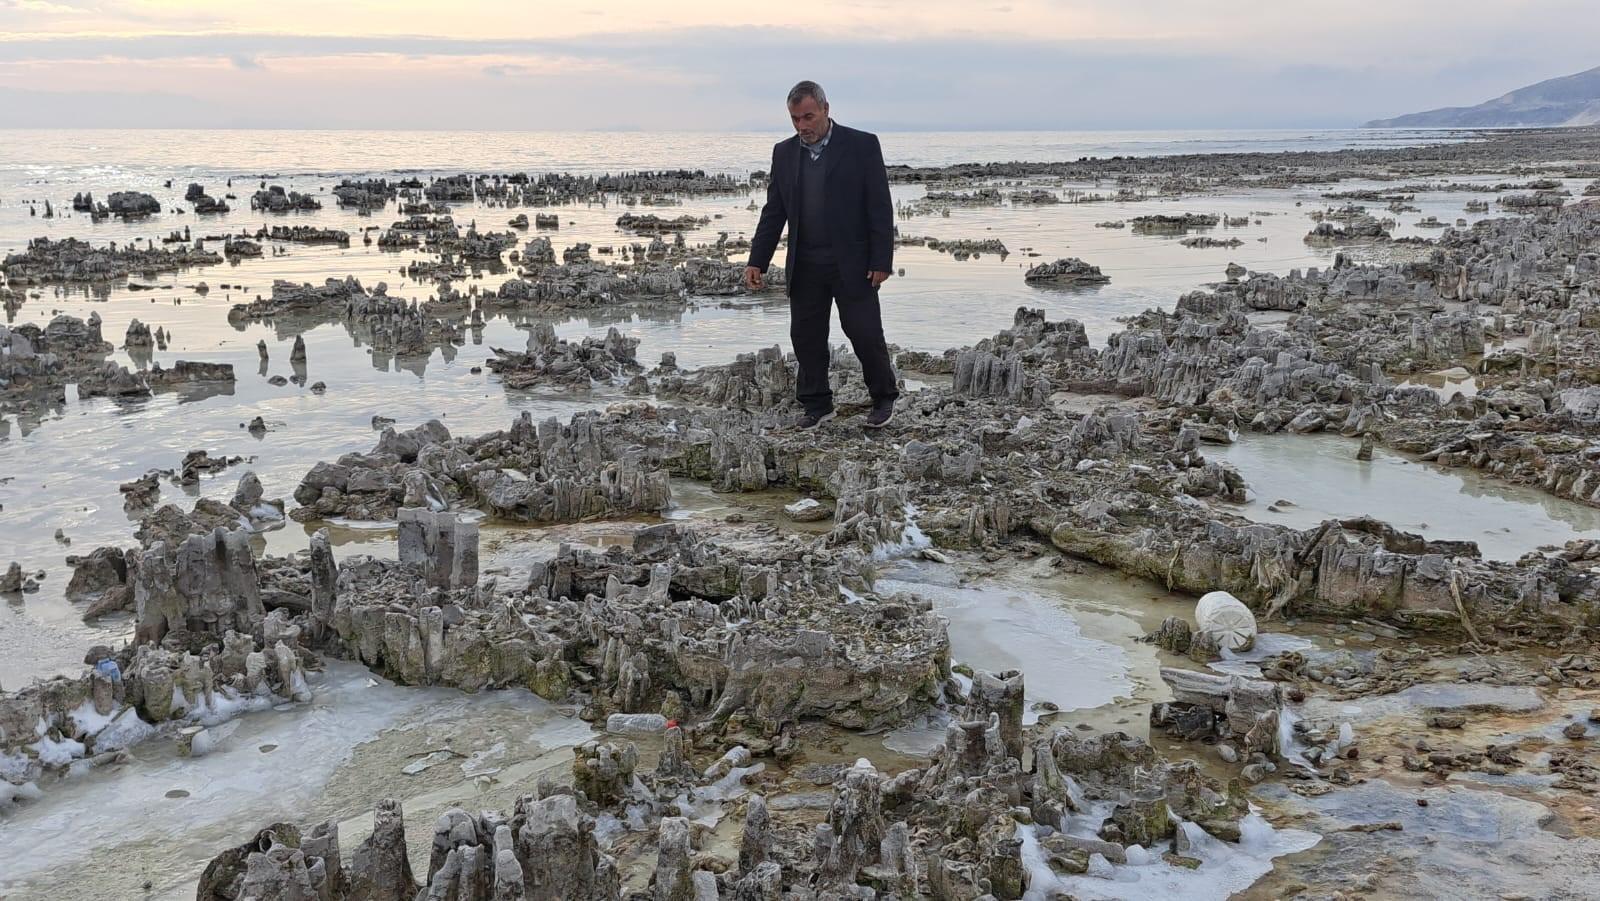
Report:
802,119,834,157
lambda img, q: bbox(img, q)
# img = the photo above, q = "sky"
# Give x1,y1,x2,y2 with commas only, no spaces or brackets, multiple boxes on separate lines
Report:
0,0,1596,130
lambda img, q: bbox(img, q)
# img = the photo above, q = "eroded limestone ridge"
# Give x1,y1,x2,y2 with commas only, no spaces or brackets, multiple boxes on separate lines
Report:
0,235,221,285
1,313,235,415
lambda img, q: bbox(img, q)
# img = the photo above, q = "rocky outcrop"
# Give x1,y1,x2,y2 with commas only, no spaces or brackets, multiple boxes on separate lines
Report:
615,213,710,234
1023,257,1109,286
396,507,478,589
132,527,265,645
327,522,949,731
196,661,1264,899
251,186,322,212
491,257,782,312
291,412,671,525
1131,213,1220,234
486,324,640,389
104,191,161,218
0,314,155,412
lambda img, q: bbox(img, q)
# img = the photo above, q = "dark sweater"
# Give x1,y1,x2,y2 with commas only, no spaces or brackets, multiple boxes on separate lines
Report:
796,149,833,263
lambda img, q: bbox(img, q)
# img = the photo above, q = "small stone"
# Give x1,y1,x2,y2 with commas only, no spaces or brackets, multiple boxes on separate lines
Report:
1046,848,1089,875
0,562,22,593
1563,722,1588,740
1240,762,1275,783
1216,744,1239,763
783,498,831,522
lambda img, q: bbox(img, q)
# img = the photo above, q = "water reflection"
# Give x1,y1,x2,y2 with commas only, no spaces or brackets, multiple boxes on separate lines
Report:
1212,433,1600,560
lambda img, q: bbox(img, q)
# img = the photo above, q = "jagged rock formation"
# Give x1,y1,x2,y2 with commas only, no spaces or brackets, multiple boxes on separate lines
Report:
252,186,322,212
615,213,710,234
1,237,220,285
644,345,798,410
228,277,467,356
1023,257,1109,286
257,225,350,246
196,666,1267,900
490,257,783,312
291,412,671,524
486,324,641,388
1131,213,1220,234
397,507,478,589
326,522,949,731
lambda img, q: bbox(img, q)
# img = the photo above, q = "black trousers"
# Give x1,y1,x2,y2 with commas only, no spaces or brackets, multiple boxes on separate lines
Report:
788,259,899,415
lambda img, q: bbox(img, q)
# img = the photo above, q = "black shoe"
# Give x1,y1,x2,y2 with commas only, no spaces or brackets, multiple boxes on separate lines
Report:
863,401,895,429
794,409,836,430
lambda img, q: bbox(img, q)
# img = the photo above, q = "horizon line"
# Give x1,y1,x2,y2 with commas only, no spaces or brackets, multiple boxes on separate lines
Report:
0,124,1479,133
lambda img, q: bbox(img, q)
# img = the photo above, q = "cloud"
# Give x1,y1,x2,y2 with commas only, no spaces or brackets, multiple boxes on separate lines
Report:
0,0,88,12
0,22,1594,130
0,85,232,126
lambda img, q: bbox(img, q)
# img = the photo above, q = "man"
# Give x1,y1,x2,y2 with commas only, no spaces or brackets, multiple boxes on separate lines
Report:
745,80,898,429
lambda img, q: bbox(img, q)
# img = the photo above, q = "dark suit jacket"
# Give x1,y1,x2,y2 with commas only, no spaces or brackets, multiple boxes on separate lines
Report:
747,122,894,301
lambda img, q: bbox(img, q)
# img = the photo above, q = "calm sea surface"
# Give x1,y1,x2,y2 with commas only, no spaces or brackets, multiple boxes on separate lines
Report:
0,127,1466,178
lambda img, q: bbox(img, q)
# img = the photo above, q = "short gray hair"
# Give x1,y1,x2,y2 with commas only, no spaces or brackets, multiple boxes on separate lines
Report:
786,80,828,108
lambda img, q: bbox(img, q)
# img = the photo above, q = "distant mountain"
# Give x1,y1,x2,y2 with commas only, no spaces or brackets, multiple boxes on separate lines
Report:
1366,65,1600,128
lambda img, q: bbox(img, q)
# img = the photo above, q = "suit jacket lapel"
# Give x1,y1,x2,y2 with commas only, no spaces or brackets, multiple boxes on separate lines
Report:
789,136,802,207
822,123,845,182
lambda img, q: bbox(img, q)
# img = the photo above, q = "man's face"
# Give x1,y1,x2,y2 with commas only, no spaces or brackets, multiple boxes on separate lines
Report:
788,97,829,143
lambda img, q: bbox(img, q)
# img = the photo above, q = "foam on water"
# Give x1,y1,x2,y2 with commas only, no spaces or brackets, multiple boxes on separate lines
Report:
92,707,158,753
66,700,118,737
671,763,765,827
1208,632,1316,677
1276,707,1317,773
869,505,934,561
0,663,442,889
1018,811,1320,900
29,733,86,767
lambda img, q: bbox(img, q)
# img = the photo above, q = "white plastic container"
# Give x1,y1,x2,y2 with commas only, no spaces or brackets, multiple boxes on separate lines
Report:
1195,590,1258,651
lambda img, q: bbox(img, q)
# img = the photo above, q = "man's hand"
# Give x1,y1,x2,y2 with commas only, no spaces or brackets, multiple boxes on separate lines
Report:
868,270,891,289
744,266,764,291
